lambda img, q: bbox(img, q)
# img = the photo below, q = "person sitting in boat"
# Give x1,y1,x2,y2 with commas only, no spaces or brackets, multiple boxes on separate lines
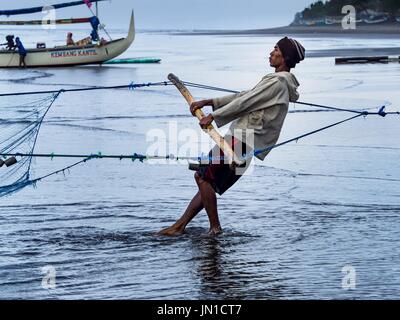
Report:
158,37,305,236
66,32,75,46
15,37,27,68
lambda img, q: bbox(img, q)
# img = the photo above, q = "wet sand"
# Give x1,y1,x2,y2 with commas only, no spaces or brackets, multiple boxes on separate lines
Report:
172,24,400,58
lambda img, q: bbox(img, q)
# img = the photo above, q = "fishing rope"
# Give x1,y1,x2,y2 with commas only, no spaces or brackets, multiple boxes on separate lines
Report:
0,109,391,164
0,79,398,197
0,81,172,97
2,79,397,116
181,81,400,116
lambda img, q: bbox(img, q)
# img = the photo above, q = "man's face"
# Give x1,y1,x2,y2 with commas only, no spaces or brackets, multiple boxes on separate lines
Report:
269,45,285,68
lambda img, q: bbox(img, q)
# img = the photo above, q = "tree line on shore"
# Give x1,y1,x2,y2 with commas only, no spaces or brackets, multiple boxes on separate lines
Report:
300,0,400,20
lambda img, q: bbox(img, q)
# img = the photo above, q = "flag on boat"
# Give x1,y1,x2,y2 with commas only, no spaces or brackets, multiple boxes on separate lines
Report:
83,0,92,8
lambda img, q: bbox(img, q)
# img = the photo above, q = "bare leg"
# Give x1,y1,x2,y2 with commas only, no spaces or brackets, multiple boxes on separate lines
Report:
157,173,222,236
194,173,222,235
157,190,204,236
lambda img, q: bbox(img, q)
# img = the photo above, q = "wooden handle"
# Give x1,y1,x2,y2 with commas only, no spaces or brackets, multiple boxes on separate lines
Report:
168,73,239,166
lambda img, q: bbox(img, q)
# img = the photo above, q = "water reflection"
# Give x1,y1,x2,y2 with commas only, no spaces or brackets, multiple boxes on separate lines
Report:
187,230,295,299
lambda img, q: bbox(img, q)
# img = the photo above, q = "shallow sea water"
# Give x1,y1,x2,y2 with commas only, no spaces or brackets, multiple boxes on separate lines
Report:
0,29,399,299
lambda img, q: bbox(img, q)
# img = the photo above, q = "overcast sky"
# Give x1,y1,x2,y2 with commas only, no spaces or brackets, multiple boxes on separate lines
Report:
2,0,315,29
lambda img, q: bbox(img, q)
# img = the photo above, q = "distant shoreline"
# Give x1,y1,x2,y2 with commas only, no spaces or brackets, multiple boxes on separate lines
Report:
172,24,400,38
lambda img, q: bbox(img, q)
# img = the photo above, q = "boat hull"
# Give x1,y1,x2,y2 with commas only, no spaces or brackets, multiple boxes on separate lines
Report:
0,12,135,68
0,39,127,68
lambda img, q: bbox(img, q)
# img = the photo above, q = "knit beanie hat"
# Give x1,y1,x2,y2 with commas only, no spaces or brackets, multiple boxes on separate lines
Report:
277,37,305,68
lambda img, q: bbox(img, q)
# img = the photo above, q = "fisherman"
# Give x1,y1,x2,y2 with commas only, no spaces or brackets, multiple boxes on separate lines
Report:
158,37,305,236
5,35,16,51
66,32,75,46
15,37,27,68
99,37,108,46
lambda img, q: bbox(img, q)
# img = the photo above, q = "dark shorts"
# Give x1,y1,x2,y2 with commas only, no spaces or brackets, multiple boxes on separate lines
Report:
196,138,251,195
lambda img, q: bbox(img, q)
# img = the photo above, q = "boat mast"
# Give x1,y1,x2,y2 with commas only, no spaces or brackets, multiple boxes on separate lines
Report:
85,1,112,41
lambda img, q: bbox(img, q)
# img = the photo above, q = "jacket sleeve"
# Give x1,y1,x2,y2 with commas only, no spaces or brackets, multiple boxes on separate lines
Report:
212,90,249,111
211,77,283,127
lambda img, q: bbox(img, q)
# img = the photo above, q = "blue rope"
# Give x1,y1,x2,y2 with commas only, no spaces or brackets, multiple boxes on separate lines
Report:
181,81,400,116
31,157,93,183
378,106,387,117
251,113,365,158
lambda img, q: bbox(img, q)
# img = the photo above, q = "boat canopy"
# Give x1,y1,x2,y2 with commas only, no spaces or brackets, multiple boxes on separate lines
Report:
0,0,105,16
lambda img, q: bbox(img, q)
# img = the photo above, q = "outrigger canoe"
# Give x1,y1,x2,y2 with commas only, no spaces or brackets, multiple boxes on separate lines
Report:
103,57,161,64
0,11,135,68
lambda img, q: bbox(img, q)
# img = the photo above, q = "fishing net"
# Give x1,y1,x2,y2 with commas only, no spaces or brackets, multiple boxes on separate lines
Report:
0,92,60,197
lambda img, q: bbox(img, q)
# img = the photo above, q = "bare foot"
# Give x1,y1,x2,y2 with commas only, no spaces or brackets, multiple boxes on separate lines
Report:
156,226,185,236
208,226,222,235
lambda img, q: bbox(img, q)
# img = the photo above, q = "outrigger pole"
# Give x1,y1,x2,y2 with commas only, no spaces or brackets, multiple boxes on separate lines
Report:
0,0,106,16
0,18,92,25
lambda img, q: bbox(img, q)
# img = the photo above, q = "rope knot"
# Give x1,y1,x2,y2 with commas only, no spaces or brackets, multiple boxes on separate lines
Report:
378,106,387,117
128,82,137,90
132,153,145,163
166,154,175,161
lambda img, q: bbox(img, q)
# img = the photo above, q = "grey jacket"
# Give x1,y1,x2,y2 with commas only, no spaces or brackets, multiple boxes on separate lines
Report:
211,71,300,160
